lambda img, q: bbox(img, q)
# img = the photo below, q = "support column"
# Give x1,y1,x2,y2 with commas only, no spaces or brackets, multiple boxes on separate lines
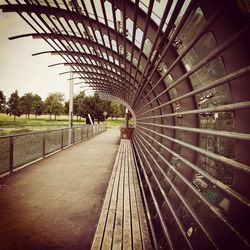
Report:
125,107,129,128
68,67,73,144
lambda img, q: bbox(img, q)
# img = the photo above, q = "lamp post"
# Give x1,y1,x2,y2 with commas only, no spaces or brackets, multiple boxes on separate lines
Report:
103,111,108,129
69,67,73,144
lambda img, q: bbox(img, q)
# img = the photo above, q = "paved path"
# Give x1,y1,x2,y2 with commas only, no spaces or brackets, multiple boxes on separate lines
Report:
0,127,120,250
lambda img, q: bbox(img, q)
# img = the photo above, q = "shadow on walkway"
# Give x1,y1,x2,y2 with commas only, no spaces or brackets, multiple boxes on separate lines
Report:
0,127,120,250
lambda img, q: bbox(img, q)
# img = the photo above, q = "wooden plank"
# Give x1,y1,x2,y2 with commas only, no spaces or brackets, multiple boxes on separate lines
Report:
92,139,152,250
91,140,124,249
91,209,109,250
112,210,123,250
123,141,130,211
109,142,124,210
101,209,116,249
102,140,126,248
123,210,132,249
128,141,143,250
102,148,121,210
130,143,152,250
112,141,125,250
123,141,132,249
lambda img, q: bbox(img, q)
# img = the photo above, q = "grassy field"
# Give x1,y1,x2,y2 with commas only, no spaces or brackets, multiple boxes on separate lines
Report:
0,113,125,135
0,113,84,126
107,118,125,127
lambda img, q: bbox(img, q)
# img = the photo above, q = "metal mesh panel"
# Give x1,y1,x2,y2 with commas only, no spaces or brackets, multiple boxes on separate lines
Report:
93,125,97,135
87,126,93,137
0,137,10,174
63,129,70,147
13,133,43,168
45,130,62,155
0,125,105,175
74,127,82,142
82,126,88,139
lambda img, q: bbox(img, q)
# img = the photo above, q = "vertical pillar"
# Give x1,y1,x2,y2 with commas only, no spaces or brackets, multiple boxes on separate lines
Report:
125,107,129,128
68,67,73,145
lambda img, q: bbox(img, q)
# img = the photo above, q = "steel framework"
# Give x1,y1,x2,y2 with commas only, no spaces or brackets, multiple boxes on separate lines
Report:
1,0,249,248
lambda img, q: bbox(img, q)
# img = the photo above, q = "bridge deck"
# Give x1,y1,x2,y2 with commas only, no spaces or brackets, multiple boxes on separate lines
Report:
0,127,120,249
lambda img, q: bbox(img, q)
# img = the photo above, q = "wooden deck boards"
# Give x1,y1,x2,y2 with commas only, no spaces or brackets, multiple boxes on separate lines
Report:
91,139,152,250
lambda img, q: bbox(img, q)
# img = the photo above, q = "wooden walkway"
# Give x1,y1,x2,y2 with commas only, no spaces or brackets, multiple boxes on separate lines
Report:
91,139,152,250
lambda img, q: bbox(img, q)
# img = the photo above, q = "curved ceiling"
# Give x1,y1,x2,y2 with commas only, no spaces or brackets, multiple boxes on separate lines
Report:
1,0,250,249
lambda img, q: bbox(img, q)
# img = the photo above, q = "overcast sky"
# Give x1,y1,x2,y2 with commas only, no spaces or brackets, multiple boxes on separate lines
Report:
0,10,84,101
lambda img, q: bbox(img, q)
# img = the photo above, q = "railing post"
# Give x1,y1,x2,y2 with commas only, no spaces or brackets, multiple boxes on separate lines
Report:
9,136,14,173
42,132,46,158
61,128,64,150
72,127,75,143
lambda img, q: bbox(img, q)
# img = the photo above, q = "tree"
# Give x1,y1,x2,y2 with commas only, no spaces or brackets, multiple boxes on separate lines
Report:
33,94,44,118
0,91,6,113
118,104,125,117
64,101,69,114
44,92,64,120
19,93,34,120
110,102,118,119
65,92,112,123
7,90,21,122
74,91,85,120
91,93,113,123
109,101,126,119
76,94,88,119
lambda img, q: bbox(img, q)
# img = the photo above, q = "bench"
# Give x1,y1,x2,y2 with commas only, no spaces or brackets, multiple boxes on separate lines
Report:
91,139,152,249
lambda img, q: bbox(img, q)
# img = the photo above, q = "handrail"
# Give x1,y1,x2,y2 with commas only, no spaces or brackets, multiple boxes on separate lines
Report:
0,124,107,176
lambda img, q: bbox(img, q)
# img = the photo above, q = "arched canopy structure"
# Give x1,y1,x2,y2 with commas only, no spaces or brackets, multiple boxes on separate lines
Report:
1,0,250,248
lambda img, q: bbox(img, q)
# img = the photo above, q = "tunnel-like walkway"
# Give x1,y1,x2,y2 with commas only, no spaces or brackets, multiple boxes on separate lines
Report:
0,128,120,249
0,0,250,248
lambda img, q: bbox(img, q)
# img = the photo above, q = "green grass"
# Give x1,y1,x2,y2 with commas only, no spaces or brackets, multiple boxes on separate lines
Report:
0,113,126,127
0,113,84,126
0,113,85,136
0,113,125,135
106,118,135,127
107,118,125,127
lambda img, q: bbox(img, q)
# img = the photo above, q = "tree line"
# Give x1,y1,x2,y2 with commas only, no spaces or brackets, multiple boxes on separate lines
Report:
0,90,125,122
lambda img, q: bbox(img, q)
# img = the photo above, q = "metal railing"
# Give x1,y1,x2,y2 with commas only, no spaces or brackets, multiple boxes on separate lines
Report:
0,124,107,176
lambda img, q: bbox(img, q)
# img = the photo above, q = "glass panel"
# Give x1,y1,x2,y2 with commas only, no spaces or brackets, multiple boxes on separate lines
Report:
126,18,134,43
63,129,70,147
176,6,235,218
45,130,62,155
74,127,82,141
13,133,43,168
143,39,153,57
135,28,143,48
0,137,10,174
104,1,114,29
